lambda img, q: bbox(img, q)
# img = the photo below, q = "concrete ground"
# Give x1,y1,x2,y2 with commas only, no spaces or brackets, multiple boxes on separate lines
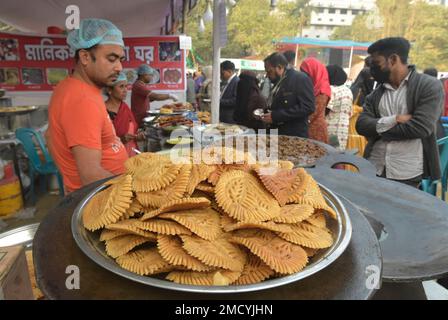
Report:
0,192,61,232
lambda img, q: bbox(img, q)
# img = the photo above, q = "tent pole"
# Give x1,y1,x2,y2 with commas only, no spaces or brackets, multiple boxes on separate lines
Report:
294,44,299,68
182,0,188,34
348,46,354,77
211,0,222,124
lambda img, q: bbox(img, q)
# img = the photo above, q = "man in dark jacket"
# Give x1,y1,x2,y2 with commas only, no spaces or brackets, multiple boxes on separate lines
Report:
233,70,266,130
220,60,239,123
356,37,444,187
260,52,315,137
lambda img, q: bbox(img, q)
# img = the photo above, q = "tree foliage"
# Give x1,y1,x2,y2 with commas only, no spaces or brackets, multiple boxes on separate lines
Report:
331,0,448,70
186,0,309,64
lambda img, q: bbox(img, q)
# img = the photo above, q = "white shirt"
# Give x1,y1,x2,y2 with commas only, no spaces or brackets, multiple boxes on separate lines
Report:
220,73,237,99
368,71,424,180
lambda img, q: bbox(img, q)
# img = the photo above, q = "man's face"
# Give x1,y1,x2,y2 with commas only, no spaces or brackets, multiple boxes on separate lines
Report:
221,69,232,82
141,73,153,84
265,62,284,83
80,44,125,88
369,52,398,84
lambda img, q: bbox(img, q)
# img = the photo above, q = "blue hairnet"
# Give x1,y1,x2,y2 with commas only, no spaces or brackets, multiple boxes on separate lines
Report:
67,19,124,51
137,64,155,75
112,72,128,86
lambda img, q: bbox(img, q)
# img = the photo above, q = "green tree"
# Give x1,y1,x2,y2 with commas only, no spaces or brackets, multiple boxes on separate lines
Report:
377,0,410,38
226,0,298,58
331,15,379,42
185,0,309,64
331,0,448,70
331,0,410,42
406,2,448,70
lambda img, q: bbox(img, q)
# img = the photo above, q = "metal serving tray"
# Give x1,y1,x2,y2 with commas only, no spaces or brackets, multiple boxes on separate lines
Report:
71,183,352,294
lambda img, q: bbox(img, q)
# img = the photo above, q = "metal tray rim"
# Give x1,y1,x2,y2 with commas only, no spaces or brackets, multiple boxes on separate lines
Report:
147,110,186,116
71,183,352,294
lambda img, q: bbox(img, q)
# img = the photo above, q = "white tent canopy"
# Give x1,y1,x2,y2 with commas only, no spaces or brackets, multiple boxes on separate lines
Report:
0,0,183,36
0,0,190,106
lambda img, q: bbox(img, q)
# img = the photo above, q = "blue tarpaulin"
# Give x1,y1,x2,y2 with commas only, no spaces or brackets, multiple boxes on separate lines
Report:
277,37,372,50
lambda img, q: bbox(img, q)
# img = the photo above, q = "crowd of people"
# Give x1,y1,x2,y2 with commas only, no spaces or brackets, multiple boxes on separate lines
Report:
190,53,360,149
193,38,446,190
45,18,447,199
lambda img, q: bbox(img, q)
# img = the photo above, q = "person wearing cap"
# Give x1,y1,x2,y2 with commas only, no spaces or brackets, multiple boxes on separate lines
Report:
47,19,129,193
131,64,178,127
105,72,145,157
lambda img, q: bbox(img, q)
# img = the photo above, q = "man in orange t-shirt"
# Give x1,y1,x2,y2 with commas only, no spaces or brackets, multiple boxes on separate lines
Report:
47,19,128,192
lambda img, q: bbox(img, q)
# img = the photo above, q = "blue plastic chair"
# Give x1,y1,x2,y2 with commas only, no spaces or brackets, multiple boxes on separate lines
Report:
421,136,448,201
442,116,448,125
15,128,64,202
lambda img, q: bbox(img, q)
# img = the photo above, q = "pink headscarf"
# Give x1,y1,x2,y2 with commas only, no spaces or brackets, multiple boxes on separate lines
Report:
300,57,332,99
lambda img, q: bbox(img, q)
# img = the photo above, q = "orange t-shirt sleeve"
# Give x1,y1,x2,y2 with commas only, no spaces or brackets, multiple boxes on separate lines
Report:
62,96,103,150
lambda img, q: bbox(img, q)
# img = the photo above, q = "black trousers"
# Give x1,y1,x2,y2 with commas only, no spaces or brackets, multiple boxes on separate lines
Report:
379,169,422,189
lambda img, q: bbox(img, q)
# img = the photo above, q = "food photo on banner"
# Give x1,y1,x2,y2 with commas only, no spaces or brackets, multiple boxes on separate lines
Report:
0,38,20,61
159,41,182,62
0,32,186,92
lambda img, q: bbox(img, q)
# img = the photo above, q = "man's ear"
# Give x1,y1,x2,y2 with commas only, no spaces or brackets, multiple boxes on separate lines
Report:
78,49,91,66
390,54,400,66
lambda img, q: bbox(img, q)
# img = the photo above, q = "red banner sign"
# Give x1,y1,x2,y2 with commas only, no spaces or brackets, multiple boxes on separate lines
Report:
0,33,185,91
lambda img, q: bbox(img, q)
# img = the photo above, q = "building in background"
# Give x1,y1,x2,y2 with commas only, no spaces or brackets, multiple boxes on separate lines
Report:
302,0,376,40
424,0,448,5
300,0,447,40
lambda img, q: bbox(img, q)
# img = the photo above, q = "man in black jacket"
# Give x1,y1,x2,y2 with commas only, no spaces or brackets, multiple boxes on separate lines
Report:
261,52,315,137
356,37,444,186
220,60,239,124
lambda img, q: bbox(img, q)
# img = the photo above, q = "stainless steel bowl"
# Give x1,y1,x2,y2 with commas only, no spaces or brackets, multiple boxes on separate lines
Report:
72,184,352,293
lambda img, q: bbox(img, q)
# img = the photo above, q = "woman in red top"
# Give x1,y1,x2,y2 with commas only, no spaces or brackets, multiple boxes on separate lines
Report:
300,57,332,144
105,72,145,157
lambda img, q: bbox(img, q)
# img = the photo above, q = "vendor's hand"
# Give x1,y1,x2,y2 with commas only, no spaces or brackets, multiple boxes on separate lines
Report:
122,133,137,142
261,112,273,124
169,94,179,101
396,114,412,124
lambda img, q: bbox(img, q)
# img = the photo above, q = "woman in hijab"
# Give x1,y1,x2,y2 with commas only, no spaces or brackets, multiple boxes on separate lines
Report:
300,57,332,143
233,70,267,130
105,72,145,157
325,65,353,150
